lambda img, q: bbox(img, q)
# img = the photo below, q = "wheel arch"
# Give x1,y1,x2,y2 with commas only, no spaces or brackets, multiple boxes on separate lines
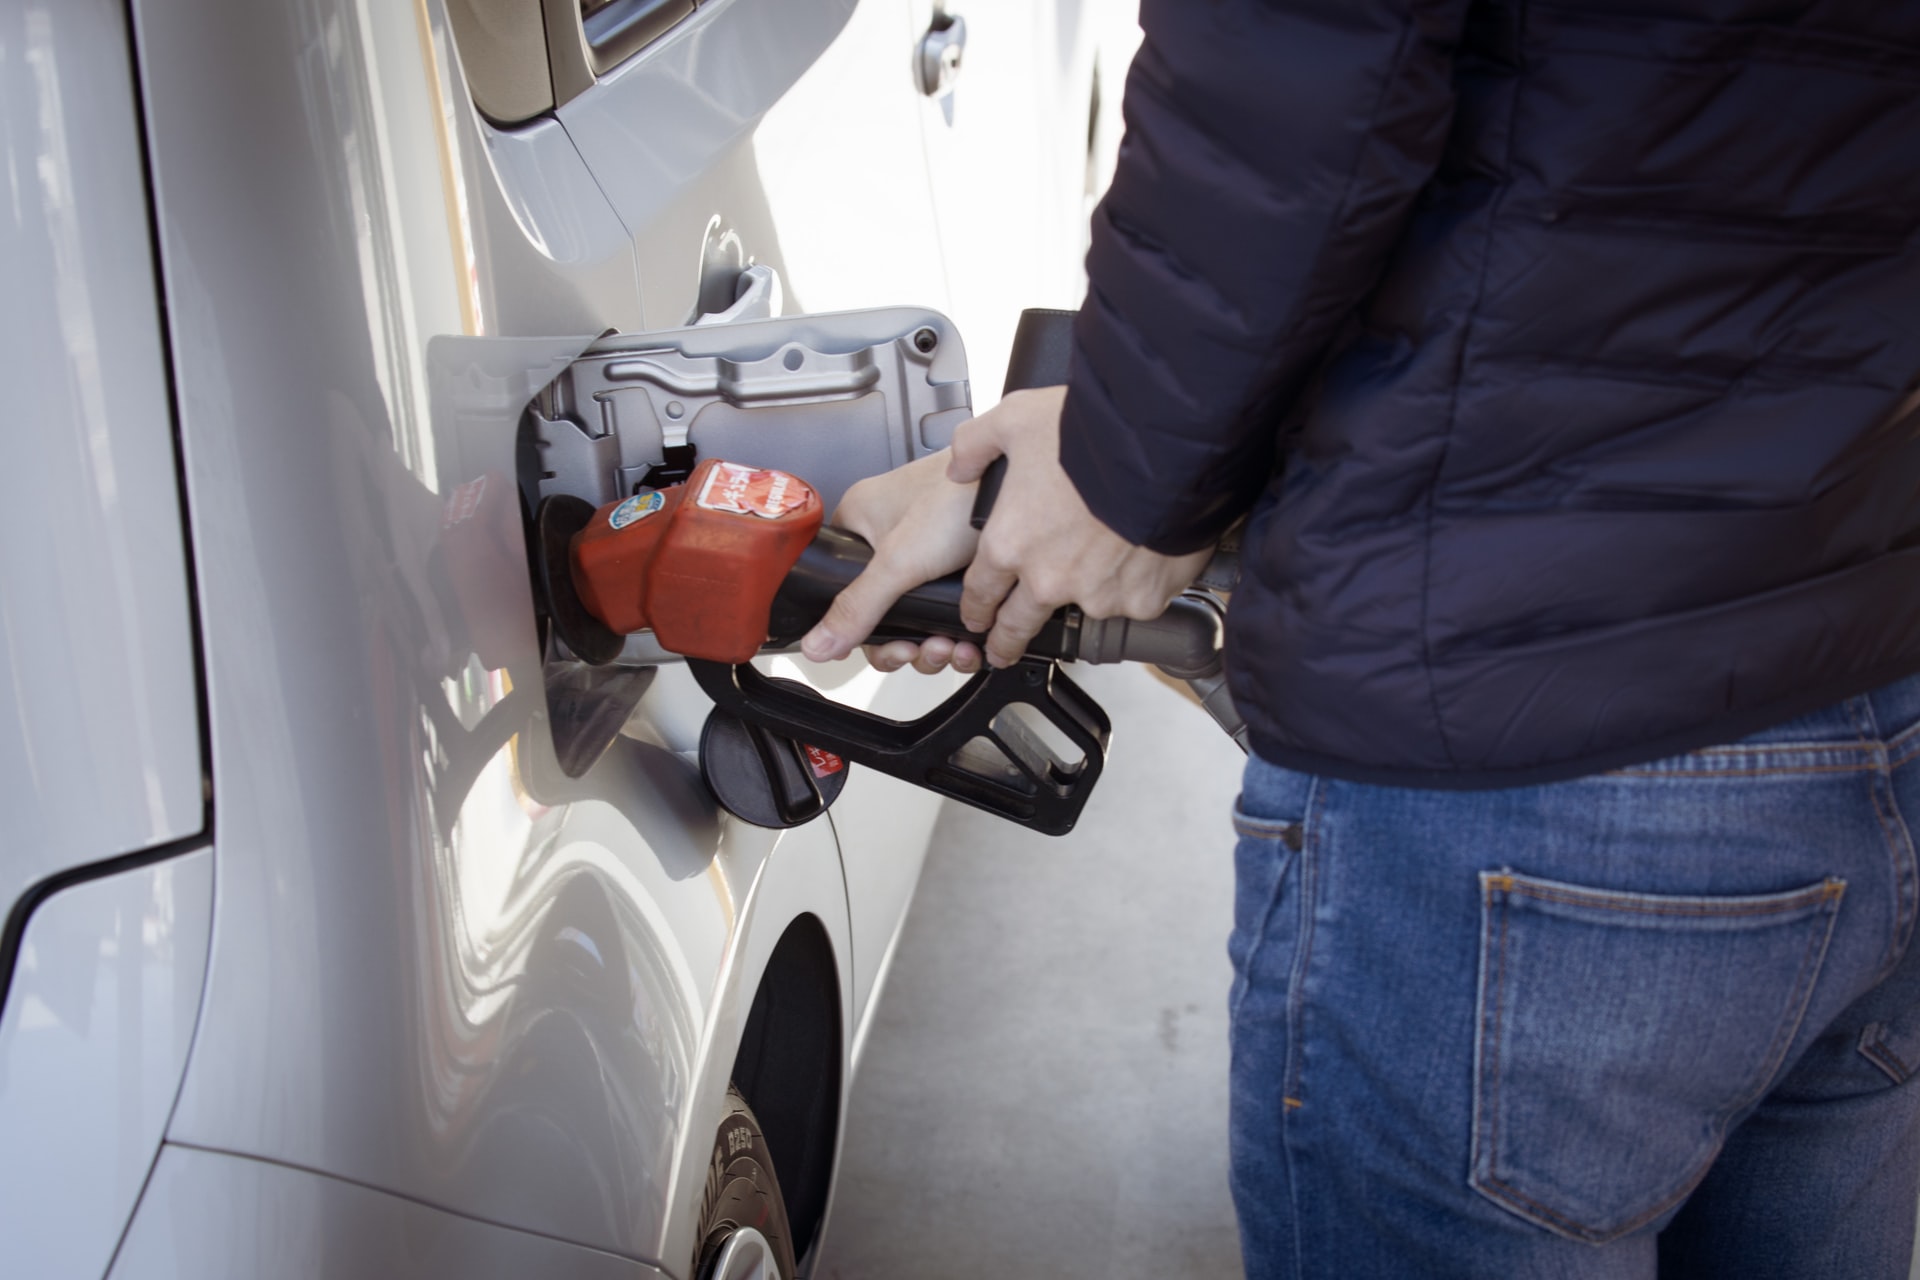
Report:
729,912,844,1266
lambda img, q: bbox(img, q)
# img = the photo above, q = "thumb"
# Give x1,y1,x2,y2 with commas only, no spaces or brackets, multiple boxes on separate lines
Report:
801,563,905,663
946,415,1005,485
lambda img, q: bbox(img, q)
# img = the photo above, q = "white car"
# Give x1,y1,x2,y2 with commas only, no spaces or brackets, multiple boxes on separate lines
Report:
0,1,1127,1276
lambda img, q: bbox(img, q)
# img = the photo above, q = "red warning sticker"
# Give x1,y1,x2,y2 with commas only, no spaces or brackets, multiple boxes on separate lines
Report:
802,744,845,779
695,462,812,519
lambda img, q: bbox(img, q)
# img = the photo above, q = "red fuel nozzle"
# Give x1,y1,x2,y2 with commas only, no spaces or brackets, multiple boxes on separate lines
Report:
569,458,824,665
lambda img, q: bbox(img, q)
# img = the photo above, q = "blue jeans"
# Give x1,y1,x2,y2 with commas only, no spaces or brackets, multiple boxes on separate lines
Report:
1229,675,1920,1279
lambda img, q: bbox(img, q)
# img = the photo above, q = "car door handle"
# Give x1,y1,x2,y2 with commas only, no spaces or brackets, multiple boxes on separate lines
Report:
916,11,966,97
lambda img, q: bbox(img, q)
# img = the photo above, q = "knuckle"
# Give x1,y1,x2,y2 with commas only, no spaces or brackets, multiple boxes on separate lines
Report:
1025,572,1069,607
976,542,1015,575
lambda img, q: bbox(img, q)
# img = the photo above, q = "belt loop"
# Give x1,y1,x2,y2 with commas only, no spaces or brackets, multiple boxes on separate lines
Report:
1854,694,1883,748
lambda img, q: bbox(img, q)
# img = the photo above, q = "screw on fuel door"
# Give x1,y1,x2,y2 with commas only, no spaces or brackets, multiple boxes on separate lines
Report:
700,678,850,829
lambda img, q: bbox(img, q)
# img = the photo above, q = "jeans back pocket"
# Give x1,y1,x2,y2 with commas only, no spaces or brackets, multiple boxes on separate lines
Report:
1472,870,1845,1242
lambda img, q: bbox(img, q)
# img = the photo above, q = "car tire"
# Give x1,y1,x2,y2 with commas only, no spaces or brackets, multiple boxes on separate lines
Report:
693,1085,798,1280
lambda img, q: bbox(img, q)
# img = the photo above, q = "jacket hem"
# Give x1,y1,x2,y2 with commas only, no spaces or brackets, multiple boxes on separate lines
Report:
1245,657,1920,791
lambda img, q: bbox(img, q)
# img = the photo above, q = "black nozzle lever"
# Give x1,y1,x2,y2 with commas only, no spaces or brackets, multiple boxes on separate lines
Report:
764,528,1076,659
692,655,1109,836
970,307,1076,531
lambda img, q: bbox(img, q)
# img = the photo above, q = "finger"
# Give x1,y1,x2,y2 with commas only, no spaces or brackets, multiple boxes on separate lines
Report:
946,415,1006,484
911,635,956,675
950,641,984,674
865,639,921,672
801,563,906,662
984,582,1057,669
959,551,1018,634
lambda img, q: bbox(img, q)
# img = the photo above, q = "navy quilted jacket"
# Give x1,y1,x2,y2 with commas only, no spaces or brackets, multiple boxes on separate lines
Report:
1060,0,1920,786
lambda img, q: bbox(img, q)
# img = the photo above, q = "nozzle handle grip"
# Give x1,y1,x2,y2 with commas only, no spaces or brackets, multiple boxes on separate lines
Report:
969,460,1006,532
970,308,1076,530
767,527,1074,657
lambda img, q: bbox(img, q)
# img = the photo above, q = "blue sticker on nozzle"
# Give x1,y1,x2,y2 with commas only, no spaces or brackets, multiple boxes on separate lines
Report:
609,491,665,530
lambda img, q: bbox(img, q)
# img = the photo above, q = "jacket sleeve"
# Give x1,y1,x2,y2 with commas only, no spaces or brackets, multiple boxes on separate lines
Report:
1060,0,1471,554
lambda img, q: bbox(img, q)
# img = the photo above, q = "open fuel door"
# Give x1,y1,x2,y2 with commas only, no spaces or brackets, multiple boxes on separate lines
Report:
519,295,977,778
526,301,972,528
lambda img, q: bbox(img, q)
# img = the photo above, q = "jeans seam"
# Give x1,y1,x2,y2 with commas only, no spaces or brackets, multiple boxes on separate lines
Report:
1506,882,1843,917
1478,1169,1704,1244
1609,761,1879,779
1230,847,1299,1029
1280,778,1326,1280
1889,711,1920,763
1860,1024,1914,1084
1677,742,1880,756
1858,695,1919,982
1486,876,1513,1212
1879,758,1920,978
1866,772,1910,981
1234,812,1301,838
1282,781,1326,1105
1726,887,1848,1118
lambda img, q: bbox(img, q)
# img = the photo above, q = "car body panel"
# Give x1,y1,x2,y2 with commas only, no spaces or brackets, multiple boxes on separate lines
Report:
914,0,1108,405
109,1143,668,1280
145,295,834,1260
131,0,683,1259
0,849,213,1280
0,0,1114,1273
560,0,951,330
0,0,204,927
127,0,889,1264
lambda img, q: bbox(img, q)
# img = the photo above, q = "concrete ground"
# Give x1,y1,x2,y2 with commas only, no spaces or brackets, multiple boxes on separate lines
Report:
817,663,1247,1279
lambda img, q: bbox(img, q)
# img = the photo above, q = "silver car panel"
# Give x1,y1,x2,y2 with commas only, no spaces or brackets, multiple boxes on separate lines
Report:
130,0,802,1262
148,298,836,1262
561,0,953,332
0,0,204,927
912,0,1106,403
0,850,213,1280
110,1143,668,1280
556,0,856,255
23,0,1105,1272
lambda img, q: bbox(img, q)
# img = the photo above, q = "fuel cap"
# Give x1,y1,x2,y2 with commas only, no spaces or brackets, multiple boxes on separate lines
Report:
700,677,850,829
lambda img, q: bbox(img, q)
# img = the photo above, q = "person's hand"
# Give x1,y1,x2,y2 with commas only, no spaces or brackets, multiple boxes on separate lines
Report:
948,386,1214,668
798,450,986,673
